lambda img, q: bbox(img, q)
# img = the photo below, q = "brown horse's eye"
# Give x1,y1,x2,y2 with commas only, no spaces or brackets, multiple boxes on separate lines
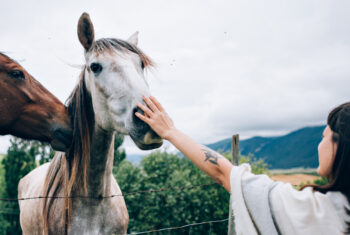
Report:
9,70,25,80
90,63,103,74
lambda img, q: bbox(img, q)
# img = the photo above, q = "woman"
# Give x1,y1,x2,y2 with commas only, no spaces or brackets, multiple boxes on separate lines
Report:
136,97,350,235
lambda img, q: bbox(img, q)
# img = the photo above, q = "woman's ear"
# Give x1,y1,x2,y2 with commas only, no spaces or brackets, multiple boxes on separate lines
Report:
77,12,95,51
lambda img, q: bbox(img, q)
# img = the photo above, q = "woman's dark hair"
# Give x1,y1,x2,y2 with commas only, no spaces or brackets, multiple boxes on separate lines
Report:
310,102,350,195
302,102,350,232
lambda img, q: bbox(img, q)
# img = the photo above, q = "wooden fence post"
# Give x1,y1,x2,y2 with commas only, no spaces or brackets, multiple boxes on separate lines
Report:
228,134,239,235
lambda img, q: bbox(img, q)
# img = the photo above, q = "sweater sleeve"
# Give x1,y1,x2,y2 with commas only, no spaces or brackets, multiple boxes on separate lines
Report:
230,164,279,235
239,166,280,235
269,183,343,235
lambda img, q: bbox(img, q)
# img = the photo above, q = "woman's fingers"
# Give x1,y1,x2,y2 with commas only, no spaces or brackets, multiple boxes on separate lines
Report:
143,96,159,113
138,96,167,124
135,112,150,124
137,103,153,117
150,96,165,112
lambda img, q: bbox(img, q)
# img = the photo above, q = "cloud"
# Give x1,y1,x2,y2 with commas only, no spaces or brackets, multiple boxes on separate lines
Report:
1,0,350,154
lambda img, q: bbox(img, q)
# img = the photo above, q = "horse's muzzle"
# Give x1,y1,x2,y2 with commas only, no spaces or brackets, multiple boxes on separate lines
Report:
51,127,73,151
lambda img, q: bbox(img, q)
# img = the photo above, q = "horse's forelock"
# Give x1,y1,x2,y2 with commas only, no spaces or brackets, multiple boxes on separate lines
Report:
89,38,154,68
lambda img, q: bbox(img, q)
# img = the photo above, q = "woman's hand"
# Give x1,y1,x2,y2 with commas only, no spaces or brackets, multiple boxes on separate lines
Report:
136,96,233,191
135,96,176,140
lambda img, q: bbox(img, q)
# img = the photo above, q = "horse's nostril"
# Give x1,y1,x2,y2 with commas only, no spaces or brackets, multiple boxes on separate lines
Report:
133,107,143,120
133,107,142,115
133,106,150,130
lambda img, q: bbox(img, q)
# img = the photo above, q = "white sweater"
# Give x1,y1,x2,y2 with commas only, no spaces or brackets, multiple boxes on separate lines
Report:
230,164,349,235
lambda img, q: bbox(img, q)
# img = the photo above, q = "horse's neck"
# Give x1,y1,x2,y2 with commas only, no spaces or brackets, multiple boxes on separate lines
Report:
87,124,115,197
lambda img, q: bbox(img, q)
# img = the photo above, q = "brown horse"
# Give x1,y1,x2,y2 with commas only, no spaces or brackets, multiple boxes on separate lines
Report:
19,13,163,234
0,53,72,151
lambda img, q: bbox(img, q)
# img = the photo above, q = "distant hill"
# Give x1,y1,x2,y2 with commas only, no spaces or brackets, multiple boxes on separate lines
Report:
207,126,325,169
127,154,144,165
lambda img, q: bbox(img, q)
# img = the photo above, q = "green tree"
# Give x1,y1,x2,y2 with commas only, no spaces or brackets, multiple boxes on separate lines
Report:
2,138,38,234
0,139,59,234
114,150,268,234
313,176,329,186
298,176,329,189
220,152,269,174
36,141,56,165
113,133,126,166
0,160,10,234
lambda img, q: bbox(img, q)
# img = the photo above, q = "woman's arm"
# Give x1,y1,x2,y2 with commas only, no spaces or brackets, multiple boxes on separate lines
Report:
136,96,233,191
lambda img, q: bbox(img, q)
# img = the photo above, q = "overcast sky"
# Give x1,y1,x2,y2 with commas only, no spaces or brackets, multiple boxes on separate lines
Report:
1,0,350,155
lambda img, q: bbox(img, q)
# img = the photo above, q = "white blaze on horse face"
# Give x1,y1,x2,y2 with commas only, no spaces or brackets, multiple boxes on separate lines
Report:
84,49,150,134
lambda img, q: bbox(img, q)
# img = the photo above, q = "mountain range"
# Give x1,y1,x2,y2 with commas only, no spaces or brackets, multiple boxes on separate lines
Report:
207,125,325,169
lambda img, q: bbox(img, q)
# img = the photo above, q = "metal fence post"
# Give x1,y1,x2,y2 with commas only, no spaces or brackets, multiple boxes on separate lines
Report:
228,134,239,235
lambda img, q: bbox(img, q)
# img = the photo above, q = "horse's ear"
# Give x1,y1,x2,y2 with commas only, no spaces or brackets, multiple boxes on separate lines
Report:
127,31,139,46
77,13,95,51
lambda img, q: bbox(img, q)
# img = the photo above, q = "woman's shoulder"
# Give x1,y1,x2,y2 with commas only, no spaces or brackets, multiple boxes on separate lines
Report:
230,163,274,185
270,185,345,234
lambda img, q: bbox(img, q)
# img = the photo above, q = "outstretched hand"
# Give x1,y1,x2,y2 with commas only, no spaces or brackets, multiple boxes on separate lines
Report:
135,96,176,140
137,96,233,191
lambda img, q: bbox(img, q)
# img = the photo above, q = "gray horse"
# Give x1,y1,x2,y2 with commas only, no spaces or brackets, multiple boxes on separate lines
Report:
18,13,163,234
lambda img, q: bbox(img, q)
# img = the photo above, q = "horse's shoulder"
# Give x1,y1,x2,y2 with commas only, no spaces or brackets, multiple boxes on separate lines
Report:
20,163,50,183
18,162,51,197
109,175,122,193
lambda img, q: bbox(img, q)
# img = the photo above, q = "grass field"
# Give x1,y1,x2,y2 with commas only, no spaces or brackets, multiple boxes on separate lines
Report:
270,174,321,186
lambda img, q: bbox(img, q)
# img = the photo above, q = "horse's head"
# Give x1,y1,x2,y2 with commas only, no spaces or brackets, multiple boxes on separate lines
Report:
0,53,72,151
77,13,163,150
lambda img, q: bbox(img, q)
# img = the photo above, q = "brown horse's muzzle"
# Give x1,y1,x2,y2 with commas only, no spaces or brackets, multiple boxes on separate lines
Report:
51,126,73,151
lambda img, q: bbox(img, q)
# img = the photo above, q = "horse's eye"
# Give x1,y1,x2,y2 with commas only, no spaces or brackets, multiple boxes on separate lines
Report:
141,61,145,70
90,63,103,74
9,70,25,80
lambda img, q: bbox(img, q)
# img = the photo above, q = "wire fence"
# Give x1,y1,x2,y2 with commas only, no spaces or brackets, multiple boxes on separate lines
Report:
0,181,228,234
0,182,218,201
126,218,229,235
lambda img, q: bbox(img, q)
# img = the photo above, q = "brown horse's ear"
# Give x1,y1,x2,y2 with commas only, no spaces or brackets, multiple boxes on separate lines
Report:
77,12,95,51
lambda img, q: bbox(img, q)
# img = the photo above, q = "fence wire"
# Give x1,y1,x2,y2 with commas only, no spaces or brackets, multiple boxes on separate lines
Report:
126,218,229,234
0,182,218,201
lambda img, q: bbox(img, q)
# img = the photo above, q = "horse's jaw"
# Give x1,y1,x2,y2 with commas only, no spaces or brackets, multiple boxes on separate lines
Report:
129,128,163,150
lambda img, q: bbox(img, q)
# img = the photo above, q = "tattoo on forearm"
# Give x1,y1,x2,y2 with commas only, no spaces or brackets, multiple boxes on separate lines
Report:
202,147,222,166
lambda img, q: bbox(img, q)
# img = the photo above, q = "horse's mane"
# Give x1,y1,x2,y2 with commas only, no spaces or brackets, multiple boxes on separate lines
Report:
42,69,94,234
41,38,153,234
